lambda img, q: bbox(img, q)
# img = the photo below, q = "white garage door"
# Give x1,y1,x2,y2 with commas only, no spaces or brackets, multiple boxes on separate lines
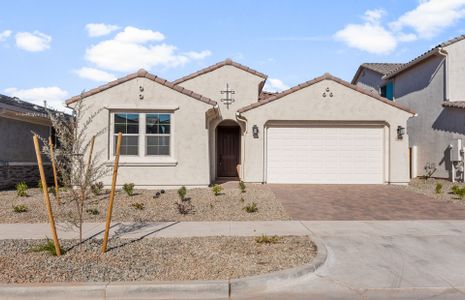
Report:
266,126,384,184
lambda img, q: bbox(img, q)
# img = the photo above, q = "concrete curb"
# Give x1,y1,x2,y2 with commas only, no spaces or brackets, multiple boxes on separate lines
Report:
0,235,327,299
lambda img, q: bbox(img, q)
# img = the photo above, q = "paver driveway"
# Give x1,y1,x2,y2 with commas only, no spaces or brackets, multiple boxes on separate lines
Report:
269,184,465,220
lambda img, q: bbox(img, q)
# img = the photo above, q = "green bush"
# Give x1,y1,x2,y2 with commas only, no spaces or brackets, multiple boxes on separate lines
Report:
91,182,104,195
452,185,461,194
239,181,246,193
16,182,28,197
37,180,43,190
130,202,145,210
435,183,443,194
454,187,465,199
212,184,222,196
123,183,135,196
13,204,28,213
255,235,281,244
243,202,258,213
177,186,187,201
30,239,64,256
86,208,100,215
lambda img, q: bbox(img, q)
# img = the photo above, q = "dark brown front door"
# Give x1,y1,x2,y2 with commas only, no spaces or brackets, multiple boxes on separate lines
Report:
217,126,240,177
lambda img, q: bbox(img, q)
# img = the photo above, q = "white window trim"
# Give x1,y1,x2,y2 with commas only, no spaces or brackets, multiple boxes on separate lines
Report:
108,110,177,165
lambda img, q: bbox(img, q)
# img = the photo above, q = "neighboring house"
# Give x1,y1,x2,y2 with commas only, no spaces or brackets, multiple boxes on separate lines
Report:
352,35,465,181
0,94,53,189
65,59,414,188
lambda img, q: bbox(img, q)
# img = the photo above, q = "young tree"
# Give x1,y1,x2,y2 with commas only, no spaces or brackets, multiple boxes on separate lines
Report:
39,95,109,242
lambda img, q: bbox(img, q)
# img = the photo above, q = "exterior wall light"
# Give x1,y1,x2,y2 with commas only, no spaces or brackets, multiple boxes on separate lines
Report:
397,126,406,140
252,125,259,138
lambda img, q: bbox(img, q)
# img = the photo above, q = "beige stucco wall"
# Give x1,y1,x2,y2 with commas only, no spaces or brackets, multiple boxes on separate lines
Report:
76,77,215,188
444,39,465,101
240,79,413,184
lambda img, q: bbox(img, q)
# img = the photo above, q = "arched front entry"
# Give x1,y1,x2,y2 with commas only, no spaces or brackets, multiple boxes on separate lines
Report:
216,120,241,178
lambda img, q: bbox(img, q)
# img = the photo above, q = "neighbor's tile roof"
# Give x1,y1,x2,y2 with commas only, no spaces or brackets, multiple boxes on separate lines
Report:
442,101,465,109
65,69,217,106
383,34,465,79
259,91,278,101
173,59,268,85
0,94,49,116
360,63,404,76
238,73,415,115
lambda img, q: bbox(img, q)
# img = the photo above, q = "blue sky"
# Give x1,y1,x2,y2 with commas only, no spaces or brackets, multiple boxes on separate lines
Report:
1,0,465,110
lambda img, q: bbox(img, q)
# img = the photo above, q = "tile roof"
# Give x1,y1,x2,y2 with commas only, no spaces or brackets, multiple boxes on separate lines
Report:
173,59,268,85
442,101,465,109
0,94,49,116
383,34,465,79
65,69,217,106
238,73,415,115
360,63,404,75
259,91,278,101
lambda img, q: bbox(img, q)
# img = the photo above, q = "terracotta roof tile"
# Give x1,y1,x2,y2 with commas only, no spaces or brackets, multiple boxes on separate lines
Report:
65,69,217,106
238,73,415,115
173,59,268,85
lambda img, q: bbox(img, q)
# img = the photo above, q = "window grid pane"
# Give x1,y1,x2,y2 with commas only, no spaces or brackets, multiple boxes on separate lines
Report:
114,113,139,156
146,113,170,156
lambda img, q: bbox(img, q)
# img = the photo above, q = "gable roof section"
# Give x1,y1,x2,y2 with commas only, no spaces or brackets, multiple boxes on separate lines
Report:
351,63,403,84
383,34,465,79
238,73,415,115
172,59,268,85
65,69,217,106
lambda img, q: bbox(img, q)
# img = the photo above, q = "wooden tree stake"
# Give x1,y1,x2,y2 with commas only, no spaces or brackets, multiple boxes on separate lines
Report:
34,135,61,256
48,136,61,205
101,132,122,253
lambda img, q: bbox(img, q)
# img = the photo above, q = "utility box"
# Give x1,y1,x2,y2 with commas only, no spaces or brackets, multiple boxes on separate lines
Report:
451,138,463,162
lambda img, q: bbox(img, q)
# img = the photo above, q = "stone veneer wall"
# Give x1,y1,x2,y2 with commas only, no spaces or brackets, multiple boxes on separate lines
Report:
0,164,53,190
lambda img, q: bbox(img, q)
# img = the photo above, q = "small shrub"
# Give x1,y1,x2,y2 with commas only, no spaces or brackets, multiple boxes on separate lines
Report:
86,208,99,215
16,182,28,197
212,184,222,196
454,187,465,199
424,162,437,179
48,186,56,197
177,186,187,201
13,204,28,213
37,181,43,190
243,202,258,213
435,183,443,194
452,185,461,194
255,235,281,244
91,182,104,195
123,183,135,196
30,239,64,256
176,201,194,215
239,181,246,193
130,202,145,210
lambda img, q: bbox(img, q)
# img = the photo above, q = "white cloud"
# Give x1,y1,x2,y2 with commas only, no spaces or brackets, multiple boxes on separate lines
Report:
4,87,68,111
84,26,211,72
74,67,117,82
363,9,386,24
85,23,120,37
390,0,465,39
264,78,290,92
0,30,12,42
15,31,51,52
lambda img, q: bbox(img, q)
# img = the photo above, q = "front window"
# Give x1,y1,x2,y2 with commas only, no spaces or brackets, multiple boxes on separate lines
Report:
146,113,171,155
114,113,139,155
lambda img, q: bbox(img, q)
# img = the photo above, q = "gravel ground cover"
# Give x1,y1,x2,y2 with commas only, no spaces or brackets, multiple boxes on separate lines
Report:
0,183,289,223
0,236,316,283
406,177,465,205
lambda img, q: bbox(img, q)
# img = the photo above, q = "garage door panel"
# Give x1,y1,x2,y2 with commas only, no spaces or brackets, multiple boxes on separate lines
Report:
266,126,384,184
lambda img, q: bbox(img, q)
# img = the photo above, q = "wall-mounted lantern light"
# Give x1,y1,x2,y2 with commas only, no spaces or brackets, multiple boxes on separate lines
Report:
252,125,259,138
397,126,406,140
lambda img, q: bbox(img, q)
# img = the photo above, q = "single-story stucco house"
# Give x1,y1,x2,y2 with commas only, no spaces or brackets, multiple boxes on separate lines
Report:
0,94,54,189
65,59,415,188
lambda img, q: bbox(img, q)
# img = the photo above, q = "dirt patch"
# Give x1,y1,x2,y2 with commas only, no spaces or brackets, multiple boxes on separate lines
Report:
0,236,316,283
405,178,465,205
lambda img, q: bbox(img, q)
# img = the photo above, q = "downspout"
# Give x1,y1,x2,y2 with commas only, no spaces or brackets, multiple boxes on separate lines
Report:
437,48,449,101
236,112,248,180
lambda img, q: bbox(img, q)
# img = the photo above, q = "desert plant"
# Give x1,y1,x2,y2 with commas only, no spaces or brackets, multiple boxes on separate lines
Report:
243,202,258,213
86,208,99,215
424,162,437,179
212,184,222,196
255,235,281,244
13,204,28,213
176,201,194,215
130,202,145,210
453,186,465,199
37,180,43,190
48,186,56,197
91,181,104,195
452,185,460,194
177,186,187,201
30,239,64,256
123,183,135,196
16,182,28,197
435,183,443,194
36,94,109,243
239,181,246,193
